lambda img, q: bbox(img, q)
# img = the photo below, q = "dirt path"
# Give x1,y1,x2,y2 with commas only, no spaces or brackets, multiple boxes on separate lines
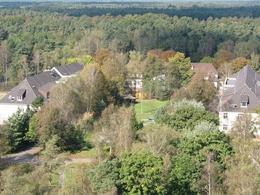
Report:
1,147,42,166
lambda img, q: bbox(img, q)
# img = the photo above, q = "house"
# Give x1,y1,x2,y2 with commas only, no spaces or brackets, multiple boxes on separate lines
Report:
51,63,83,79
191,63,219,88
219,65,260,135
0,63,83,124
126,74,144,99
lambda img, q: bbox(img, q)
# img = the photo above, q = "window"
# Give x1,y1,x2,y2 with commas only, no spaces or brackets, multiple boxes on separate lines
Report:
17,96,23,102
241,102,248,108
223,125,228,131
223,113,228,119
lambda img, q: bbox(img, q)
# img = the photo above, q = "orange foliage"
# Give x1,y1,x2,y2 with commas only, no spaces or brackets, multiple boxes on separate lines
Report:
147,49,176,62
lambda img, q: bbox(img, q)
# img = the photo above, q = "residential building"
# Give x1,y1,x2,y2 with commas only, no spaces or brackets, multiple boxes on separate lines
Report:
0,63,83,124
191,63,219,88
126,74,144,99
219,65,260,135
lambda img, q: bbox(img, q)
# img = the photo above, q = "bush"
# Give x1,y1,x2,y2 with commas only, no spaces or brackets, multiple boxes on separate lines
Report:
155,99,218,131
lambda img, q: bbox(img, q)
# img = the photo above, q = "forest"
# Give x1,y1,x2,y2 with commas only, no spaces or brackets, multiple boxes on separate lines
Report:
0,8,259,86
0,1,260,195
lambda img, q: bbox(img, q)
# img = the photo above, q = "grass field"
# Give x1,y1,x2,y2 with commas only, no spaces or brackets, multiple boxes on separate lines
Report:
134,99,168,122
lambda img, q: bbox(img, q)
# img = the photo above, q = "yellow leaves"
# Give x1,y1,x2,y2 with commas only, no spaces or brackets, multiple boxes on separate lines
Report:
168,52,185,63
231,57,249,73
66,55,93,66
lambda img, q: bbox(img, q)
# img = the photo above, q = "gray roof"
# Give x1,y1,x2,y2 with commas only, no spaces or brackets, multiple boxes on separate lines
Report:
0,63,83,105
55,63,83,76
0,71,61,105
220,65,260,112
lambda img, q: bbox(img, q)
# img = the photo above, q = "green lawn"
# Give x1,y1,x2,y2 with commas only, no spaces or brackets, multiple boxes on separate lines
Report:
134,99,168,122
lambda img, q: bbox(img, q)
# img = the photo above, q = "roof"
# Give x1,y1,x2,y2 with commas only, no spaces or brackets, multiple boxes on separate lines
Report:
54,63,83,76
0,63,84,105
0,71,60,105
220,65,260,112
191,63,218,76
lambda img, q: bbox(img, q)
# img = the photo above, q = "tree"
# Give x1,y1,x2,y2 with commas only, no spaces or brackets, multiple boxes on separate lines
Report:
170,130,232,194
118,152,167,194
251,53,260,71
155,99,218,131
126,51,145,74
225,124,260,195
88,158,120,193
36,105,84,151
94,105,135,160
2,108,33,152
186,74,217,106
42,135,60,160
138,124,178,156
231,57,249,73
0,43,10,84
165,52,193,93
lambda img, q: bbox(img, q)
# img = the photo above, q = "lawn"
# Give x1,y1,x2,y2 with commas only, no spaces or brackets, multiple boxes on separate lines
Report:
134,99,168,122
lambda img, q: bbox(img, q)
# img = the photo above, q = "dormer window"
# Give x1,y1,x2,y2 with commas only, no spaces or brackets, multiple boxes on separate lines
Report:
240,95,249,108
16,89,26,102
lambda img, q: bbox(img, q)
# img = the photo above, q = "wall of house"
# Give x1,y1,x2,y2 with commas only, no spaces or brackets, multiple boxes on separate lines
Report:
0,104,28,124
219,111,260,136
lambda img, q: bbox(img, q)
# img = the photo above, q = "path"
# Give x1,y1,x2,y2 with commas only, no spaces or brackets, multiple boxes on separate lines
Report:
0,147,42,166
60,157,96,188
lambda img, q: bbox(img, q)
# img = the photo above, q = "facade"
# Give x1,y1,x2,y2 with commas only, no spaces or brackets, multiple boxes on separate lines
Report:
219,65,260,135
191,63,219,88
0,63,83,124
126,74,144,99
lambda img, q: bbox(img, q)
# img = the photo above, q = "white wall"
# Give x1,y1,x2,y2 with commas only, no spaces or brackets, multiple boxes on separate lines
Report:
219,111,260,136
0,104,28,124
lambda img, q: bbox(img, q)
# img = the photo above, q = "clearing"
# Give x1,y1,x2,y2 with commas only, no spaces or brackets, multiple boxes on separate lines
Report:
134,99,168,122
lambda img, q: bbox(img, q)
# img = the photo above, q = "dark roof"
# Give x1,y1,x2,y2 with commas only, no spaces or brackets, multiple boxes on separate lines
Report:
0,71,60,105
55,63,83,76
0,63,83,105
0,79,38,104
220,65,260,112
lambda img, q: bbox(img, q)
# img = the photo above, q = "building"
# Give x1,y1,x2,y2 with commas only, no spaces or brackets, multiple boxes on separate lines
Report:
219,65,260,135
126,74,144,99
191,63,219,88
0,63,83,124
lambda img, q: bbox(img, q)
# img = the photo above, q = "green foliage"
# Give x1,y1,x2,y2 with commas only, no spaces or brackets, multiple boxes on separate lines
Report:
37,106,85,151
170,130,232,194
42,135,60,160
2,108,33,152
0,161,60,194
25,115,38,143
118,152,167,195
31,96,44,109
166,52,193,89
155,99,218,131
88,158,120,193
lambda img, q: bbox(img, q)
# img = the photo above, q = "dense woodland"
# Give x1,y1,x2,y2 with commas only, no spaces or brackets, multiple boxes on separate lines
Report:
0,6,259,85
0,2,260,195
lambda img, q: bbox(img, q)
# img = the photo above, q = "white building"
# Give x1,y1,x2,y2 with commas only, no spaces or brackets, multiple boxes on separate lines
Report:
219,65,260,135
